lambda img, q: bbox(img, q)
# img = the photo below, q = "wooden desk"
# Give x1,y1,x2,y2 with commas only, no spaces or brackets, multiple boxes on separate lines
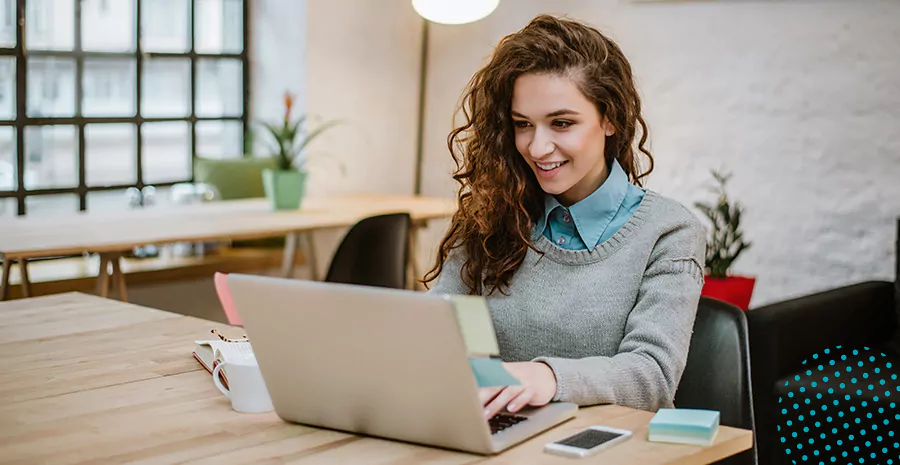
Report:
0,293,753,464
0,194,457,301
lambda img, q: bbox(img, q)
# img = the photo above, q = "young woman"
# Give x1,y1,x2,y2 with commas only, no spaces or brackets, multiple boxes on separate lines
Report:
425,15,707,419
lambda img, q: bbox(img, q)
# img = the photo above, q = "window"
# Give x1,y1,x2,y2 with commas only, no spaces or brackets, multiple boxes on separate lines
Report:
0,0,248,216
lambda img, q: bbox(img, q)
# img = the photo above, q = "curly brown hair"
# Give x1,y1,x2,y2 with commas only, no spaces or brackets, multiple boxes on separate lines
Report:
423,14,654,296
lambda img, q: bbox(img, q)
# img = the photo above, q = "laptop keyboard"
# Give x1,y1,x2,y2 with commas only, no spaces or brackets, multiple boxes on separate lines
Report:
489,414,528,434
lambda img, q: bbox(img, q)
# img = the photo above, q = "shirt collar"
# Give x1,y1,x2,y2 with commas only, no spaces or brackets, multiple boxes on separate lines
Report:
535,159,631,249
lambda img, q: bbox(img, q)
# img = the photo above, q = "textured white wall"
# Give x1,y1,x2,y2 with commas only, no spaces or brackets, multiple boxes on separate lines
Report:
418,0,900,306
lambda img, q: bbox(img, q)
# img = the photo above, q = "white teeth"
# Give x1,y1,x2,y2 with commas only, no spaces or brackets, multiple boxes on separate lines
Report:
536,161,564,170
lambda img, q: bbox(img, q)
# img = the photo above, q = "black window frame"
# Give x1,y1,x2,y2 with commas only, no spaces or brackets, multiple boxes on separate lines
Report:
0,0,250,216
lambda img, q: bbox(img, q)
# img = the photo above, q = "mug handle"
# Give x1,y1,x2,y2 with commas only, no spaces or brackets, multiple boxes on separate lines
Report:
212,362,231,399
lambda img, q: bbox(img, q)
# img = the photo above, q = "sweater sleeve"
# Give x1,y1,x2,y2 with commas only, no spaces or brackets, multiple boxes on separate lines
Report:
534,216,707,411
426,249,471,296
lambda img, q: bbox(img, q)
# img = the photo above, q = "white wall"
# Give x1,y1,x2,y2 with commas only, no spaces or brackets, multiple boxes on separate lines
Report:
418,0,900,306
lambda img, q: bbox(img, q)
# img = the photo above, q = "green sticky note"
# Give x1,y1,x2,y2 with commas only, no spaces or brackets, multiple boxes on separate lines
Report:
469,357,521,387
449,295,500,356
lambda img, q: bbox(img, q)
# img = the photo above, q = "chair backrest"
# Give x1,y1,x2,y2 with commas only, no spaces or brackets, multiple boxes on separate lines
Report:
324,213,411,290
675,297,755,463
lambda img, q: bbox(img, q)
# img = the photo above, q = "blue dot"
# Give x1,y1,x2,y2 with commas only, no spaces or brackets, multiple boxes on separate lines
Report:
817,393,823,399
882,380,887,385
862,401,868,407
788,420,793,426
846,395,852,401
833,400,839,406
853,349,859,355
887,363,892,369
874,397,880,402
818,365,824,371
831,458,837,463
891,431,896,437
854,446,859,452
830,360,836,366
827,417,833,422
804,427,810,433
852,378,858,384
876,368,881,374
821,405,827,411
839,411,845,417
835,371,841,377
838,440,844,445
820,433,826,439
826,445,832,451
808,439,814,445
841,383,847,389
825,349,831,354
832,428,838,434
864,373,870,379
814,354,820,359
893,374,898,380
802,455,808,461
800,387,807,393
815,421,821,427
867,413,873,419
886,420,891,425
847,367,853,372
842,355,848,361
795,375,801,381
866,441,871,447
859,361,864,367
805,399,811,404
812,381,818,388
824,377,830,382
807,370,813,376
793,432,798,437
851,406,857,412
794,403,800,409
857,390,863,395
800,415,805,421
789,392,794,398
843,452,848,458
845,423,850,429
879,435,884,441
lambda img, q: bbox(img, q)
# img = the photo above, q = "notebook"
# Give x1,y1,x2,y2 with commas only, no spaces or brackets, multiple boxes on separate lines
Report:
648,408,720,446
192,337,255,389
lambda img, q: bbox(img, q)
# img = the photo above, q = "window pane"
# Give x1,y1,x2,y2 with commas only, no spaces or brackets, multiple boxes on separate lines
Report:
0,57,14,120
83,59,136,117
141,0,189,53
86,123,136,187
143,122,190,183
196,120,241,159
24,125,77,189
0,197,14,217
27,58,76,117
0,0,14,48
26,0,75,51
195,0,242,53
141,58,190,117
87,189,137,212
0,126,14,190
196,59,241,117
81,0,136,52
25,194,79,216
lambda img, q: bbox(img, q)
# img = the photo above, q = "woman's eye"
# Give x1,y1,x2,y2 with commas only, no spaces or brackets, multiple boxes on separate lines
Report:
552,120,573,129
513,120,531,129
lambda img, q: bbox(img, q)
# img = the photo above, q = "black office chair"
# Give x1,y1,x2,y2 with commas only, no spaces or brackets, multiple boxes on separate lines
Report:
324,213,411,290
675,297,756,465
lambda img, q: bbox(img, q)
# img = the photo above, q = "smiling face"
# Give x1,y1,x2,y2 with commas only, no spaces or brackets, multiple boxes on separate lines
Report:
511,73,616,206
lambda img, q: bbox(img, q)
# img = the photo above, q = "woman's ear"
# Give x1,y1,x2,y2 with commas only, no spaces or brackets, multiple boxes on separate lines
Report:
602,117,616,137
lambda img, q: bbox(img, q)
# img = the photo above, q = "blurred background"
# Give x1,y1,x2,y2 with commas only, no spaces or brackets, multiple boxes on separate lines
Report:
0,0,898,310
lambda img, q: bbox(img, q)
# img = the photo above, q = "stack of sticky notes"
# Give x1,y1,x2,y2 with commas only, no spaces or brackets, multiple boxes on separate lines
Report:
648,408,720,446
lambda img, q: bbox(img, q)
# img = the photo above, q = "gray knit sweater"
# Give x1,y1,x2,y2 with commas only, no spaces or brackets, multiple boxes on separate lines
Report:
429,190,707,412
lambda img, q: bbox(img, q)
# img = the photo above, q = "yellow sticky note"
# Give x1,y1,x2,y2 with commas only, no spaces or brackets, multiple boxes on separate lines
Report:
449,295,500,356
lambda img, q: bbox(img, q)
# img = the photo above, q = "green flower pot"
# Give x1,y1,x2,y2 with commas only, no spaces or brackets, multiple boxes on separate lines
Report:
262,168,308,211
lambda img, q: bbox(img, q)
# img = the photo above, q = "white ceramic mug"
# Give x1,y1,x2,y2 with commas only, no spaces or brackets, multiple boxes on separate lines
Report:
212,359,274,413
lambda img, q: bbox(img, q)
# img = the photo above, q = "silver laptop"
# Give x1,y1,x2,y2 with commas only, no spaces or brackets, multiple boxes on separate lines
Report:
226,273,577,455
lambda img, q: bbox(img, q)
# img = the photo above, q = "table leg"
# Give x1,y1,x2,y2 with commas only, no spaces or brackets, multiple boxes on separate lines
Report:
97,254,111,298
282,232,298,278
0,255,11,301
305,231,320,281
110,254,128,302
18,259,31,298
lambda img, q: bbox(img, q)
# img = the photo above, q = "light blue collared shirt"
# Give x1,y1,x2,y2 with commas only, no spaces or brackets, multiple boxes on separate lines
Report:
536,159,645,250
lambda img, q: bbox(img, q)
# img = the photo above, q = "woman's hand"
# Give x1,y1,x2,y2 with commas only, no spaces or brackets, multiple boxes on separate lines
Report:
478,361,558,420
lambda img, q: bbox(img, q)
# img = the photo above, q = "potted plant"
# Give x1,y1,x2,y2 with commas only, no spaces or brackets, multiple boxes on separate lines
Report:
259,91,340,211
694,170,756,310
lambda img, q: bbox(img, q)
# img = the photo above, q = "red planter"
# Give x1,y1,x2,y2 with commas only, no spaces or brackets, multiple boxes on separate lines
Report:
701,275,756,310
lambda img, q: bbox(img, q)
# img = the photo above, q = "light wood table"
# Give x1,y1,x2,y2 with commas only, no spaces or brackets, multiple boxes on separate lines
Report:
0,293,753,464
0,194,457,301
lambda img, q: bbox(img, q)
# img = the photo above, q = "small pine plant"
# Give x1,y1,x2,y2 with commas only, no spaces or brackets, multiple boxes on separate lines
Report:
694,170,751,279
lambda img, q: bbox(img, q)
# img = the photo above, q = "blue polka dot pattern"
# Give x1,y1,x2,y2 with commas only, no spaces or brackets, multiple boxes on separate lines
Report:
777,346,900,464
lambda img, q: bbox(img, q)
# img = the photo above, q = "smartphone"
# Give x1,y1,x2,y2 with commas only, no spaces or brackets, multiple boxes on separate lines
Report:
544,425,633,458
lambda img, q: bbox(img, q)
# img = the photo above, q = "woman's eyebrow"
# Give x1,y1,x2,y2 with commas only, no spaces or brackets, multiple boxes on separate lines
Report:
510,109,580,118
